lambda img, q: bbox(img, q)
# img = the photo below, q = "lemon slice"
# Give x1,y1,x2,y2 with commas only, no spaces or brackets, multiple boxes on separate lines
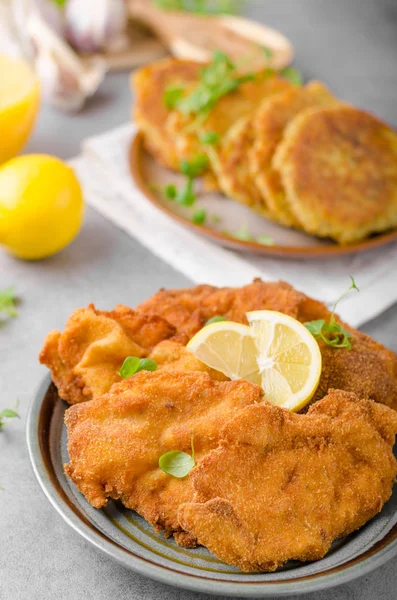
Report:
186,321,261,385
187,311,322,411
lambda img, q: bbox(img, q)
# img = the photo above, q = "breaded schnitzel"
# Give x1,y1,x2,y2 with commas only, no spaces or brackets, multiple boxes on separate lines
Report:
138,280,397,410
39,304,178,405
179,390,397,571
64,371,263,545
274,106,397,243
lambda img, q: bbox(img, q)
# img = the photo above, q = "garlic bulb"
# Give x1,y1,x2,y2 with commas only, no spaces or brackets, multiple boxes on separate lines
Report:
12,0,106,112
65,0,129,54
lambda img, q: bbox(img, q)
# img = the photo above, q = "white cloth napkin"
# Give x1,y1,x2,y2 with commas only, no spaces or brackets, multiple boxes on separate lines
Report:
71,123,397,327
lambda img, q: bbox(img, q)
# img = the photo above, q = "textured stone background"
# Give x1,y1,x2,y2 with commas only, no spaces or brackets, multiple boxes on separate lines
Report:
1,0,397,598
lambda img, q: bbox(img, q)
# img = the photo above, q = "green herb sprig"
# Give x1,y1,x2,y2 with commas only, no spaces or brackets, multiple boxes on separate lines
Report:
164,50,255,118
223,225,274,246
159,437,195,478
154,0,245,14
0,287,18,319
304,277,359,349
280,66,303,86
0,407,20,430
205,315,227,325
119,357,158,379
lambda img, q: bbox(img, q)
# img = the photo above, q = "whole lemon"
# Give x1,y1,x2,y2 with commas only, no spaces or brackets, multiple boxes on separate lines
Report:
0,155,84,260
0,54,40,164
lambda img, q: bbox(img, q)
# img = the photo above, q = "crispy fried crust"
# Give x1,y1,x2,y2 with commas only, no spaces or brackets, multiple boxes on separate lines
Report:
137,279,305,337
39,304,177,404
132,58,202,170
249,82,339,226
179,391,397,571
208,77,291,213
274,106,397,243
64,371,263,543
138,280,397,411
166,72,290,166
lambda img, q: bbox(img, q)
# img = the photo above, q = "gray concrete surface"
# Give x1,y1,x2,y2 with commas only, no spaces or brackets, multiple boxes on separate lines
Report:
1,0,397,599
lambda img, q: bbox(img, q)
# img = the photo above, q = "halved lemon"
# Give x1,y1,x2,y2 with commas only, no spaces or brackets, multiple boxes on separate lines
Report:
187,310,322,411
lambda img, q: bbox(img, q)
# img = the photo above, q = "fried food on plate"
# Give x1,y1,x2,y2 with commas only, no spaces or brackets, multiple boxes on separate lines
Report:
166,72,291,167
274,106,397,243
137,279,304,337
64,371,263,545
208,78,291,214
249,82,339,226
138,280,397,410
39,304,177,405
149,340,228,382
179,390,397,571
132,58,202,170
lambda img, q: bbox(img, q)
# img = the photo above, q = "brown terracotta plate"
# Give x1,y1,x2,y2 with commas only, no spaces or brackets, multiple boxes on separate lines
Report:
27,377,397,597
129,132,397,259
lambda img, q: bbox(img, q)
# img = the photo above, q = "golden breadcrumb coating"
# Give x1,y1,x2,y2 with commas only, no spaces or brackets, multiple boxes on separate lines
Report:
179,390,397,571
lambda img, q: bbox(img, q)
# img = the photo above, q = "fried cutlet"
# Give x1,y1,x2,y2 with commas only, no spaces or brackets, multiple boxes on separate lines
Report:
39,304,178,405
249,81,339,226
179,390,397,571
208,77,292,214
166,72,291,167
64,371,263,545
138,280,397,410
149,340,228,382
274,105,397,243
132,58,202,170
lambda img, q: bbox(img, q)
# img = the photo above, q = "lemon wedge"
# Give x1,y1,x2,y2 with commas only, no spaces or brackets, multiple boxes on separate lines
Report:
187,310,322,411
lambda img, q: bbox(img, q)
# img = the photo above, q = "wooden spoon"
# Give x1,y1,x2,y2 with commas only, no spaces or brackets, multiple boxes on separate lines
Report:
128,1,294,72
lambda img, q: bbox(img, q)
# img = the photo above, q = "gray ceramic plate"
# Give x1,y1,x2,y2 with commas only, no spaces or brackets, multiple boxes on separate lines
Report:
27,376,397,597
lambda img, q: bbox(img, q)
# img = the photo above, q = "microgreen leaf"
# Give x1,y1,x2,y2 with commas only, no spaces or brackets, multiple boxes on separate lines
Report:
164,184,177,200
205,316,227,325
176,177,196,206
119,357,157,378
0,287,18,318
225,225,254,241
199,131,220,145
159,437,195,478
0,407,20,430
304,277,359,349
166,50,255,117
256,234,274,246
192,208,206,225
280,66,303,86
163,85,184,109
261,46,273,59
180,155,208,177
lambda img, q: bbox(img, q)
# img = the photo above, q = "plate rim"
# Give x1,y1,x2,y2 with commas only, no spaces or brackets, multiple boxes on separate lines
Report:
27,375,397,597
129,132,397,259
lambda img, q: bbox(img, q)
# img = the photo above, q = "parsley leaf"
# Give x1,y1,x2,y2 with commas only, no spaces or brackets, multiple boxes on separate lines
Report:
304,276,359,349
256,234,274,246
164,183,177,200
0,407,20,430
205,315,227,325
0,287,18,318
154,0,244,14
180,155,208,177
119,357,158,378
192,208,206,225
199,131,220,145
163,85,184,109
165,50,255,118
261,46,273,59
176,177,196,206
280,66,303,86
159,437,195,478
